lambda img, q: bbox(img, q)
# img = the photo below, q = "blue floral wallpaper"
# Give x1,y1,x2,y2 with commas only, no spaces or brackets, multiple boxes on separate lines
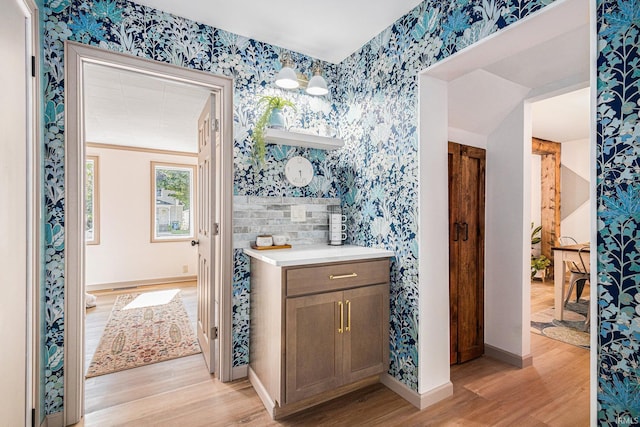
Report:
41,0,338,414
596,0,640,423
39,0,640,421
334,0,553,390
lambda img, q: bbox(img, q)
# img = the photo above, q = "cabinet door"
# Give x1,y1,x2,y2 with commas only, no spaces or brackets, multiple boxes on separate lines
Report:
343,284,389,383
285,291,343,403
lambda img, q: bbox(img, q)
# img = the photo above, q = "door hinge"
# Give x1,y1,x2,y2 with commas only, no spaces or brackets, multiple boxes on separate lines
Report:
212,118,220,132
214,223,219,235
211,326,218,339
31,56,36,77
31,408,35,427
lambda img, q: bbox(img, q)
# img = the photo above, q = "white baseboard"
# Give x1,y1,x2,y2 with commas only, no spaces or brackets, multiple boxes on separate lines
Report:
248,367,276,419
380,373,453,410
484,344,533,368
87,275,197,292
232,364,248,380
44,412,63,427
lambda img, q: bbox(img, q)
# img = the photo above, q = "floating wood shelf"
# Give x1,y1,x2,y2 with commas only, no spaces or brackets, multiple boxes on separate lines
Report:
265,129,344,150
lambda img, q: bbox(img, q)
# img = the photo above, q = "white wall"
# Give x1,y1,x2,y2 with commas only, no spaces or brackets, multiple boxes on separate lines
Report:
418,75,452,398
0,1,28,424
485,103,531,357
85,146,198,288
530,154,542,229
560,137,590,243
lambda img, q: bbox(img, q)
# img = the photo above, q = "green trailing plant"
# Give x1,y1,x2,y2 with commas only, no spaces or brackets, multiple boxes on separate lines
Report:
253,95,296,167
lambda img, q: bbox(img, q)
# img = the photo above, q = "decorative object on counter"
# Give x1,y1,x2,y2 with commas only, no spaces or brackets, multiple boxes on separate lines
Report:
253,95,296,167
328,205,346,246
272,234,290,246
255,235,274,247
284,156,314,187
250,243,292,250
275,52,329,96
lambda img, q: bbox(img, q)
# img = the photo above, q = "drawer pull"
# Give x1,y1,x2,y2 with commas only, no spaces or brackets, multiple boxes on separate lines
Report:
338,301,344,334
329,273,358,280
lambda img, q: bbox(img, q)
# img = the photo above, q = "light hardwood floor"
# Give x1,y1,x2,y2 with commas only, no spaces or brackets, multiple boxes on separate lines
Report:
77,280,589,426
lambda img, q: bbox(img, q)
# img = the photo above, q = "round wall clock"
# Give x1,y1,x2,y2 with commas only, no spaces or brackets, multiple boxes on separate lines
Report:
284,156,314,187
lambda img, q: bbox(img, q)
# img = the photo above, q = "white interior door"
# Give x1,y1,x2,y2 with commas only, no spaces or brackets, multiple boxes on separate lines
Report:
195,93,220,374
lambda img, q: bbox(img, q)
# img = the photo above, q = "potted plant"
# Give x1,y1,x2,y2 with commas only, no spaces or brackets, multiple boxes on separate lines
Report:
530,223,551,279
253,95,296,167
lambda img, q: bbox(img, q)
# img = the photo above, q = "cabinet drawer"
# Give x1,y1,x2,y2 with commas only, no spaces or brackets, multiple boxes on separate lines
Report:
286,259,389,297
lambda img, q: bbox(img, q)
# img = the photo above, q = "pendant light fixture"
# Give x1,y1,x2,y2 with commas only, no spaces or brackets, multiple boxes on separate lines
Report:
275,52,299,89
275,54,329,96
306,61,329,96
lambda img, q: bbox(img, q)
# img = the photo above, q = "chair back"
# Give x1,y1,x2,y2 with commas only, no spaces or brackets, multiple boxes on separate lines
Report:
558,236,578,246
568,245,590,274
577,245,590,273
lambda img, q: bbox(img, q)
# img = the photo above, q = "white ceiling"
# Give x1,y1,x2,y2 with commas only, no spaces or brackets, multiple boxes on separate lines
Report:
83,63,210,152
531,87,590,142
132,0,424,64
85,0,590,151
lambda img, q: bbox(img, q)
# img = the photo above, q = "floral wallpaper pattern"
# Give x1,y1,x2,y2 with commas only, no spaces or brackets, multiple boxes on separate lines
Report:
41,0,338,413
39,0,640,419
334,0,552,390
596,0,640,423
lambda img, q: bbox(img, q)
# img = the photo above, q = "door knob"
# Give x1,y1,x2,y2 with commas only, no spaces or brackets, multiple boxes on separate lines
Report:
191,240,199,246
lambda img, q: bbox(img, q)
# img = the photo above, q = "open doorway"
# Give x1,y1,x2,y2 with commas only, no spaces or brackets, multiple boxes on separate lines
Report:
529,88,591,350
417,0,593,411
81,62,207,413
63,42,234,425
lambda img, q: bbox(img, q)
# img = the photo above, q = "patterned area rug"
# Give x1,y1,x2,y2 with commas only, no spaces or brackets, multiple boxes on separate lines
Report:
86,289,201,378
531,299,590,349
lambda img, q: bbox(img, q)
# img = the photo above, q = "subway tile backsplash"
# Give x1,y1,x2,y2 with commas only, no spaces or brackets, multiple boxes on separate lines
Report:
233,196,340,248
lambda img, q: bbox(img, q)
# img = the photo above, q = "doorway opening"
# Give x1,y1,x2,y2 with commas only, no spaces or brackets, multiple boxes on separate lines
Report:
529,87,592,349
64,41,234,425
417,0,593,412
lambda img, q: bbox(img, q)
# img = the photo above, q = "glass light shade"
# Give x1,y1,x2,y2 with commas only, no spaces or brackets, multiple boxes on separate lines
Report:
275,67,299,89
306,74,329,96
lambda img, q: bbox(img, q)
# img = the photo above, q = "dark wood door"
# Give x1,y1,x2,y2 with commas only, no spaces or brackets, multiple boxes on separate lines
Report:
343,284,389,384
449,141,485,364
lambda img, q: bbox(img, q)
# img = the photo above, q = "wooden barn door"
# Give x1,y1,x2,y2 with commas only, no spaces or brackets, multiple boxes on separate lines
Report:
449,141,485,364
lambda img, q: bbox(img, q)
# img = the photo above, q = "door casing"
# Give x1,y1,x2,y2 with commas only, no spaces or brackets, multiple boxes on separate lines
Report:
63,41,234,425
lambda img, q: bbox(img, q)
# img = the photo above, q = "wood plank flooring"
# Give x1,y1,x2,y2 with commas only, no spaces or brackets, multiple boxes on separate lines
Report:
76,280,589,426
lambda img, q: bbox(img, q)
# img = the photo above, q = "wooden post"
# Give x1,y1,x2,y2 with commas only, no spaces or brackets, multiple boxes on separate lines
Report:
532,138,561,278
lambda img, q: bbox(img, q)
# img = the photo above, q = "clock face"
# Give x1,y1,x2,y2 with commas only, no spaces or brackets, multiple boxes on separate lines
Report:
284,156,314,187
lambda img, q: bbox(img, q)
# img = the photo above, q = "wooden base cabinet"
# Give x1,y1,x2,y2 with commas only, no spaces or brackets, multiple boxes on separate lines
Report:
249,258,390,419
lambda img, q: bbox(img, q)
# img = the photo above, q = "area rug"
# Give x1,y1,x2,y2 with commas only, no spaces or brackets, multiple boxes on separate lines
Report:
530,299,590,349
86,289,201,378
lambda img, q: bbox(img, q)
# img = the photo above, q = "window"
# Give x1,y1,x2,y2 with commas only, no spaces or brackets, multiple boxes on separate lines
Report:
85,156,100,244
151,162,196,242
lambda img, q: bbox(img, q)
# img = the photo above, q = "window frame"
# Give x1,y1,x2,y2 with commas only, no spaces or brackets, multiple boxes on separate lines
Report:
150,161,197,243
85,155,100,245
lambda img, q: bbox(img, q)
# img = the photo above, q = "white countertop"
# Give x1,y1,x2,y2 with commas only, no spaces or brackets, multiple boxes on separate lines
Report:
243,244,394,267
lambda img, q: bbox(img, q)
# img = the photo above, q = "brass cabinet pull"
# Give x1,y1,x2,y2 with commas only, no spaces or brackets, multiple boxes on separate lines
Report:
329,273,358,280
345,300,351,332
338,301,344,334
